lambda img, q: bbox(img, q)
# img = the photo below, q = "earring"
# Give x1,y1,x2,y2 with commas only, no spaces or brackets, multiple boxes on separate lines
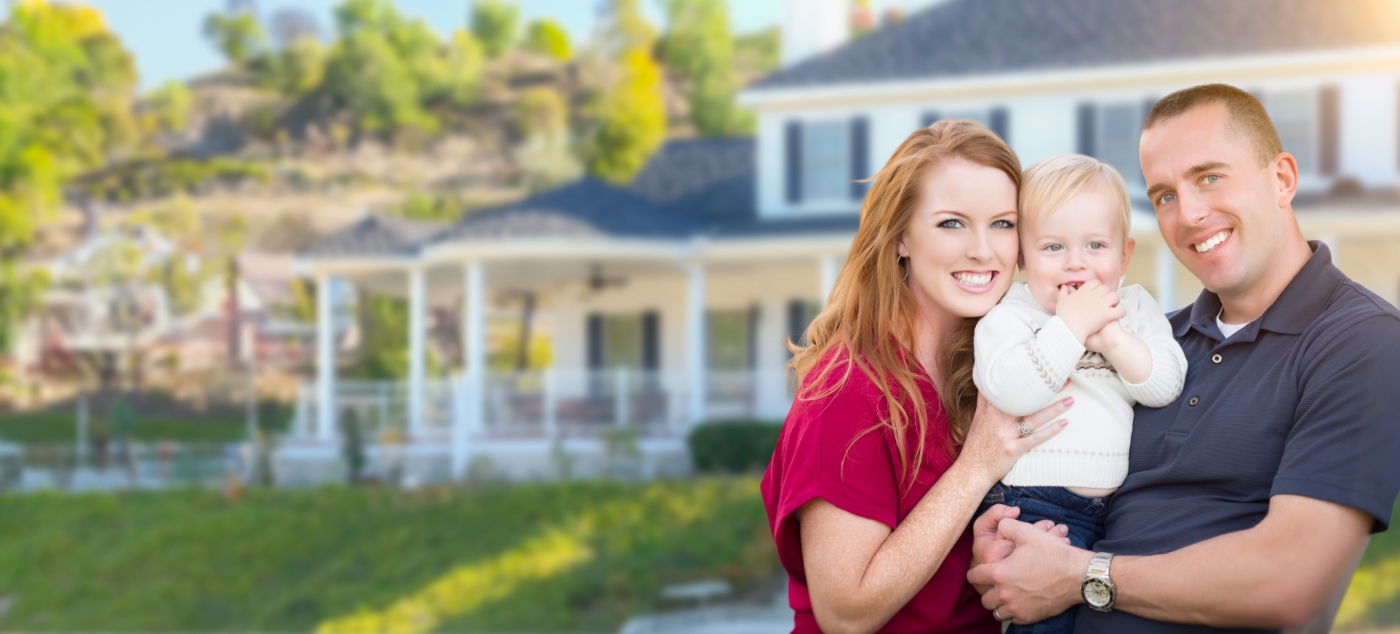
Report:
898,255,909,281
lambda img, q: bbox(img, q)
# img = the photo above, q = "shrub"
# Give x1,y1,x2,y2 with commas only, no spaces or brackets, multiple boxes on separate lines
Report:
687,420,782,473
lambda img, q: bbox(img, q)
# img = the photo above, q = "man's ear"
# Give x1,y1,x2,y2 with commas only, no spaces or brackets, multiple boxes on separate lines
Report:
1271,151,1299,208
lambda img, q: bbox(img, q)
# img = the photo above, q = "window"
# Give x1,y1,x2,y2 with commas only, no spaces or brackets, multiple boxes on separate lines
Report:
803,121,850,202
602,314,641,369
1268,90,1316,173
707,309,753,371
1098,103,1142,185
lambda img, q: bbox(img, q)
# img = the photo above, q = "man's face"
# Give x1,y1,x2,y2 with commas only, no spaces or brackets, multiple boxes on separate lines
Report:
1140,102,1296,297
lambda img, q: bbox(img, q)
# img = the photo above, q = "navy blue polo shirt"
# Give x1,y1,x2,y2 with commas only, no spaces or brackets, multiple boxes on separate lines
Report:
1075,243,1400,634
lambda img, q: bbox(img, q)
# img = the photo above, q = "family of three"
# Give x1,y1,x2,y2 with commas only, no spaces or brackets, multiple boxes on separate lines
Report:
761,83,1400,634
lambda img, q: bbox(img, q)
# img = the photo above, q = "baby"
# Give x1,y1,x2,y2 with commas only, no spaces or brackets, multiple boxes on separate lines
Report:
973,154,1187,634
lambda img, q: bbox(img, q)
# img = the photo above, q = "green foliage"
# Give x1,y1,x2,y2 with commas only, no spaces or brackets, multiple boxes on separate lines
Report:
471,0,519,59
733,28,780,75
440,29,486,108
514,87,580,190
598,0,656,59
356,295,409,380
203,9,267,64
523,18,570,61
0,264,47,353
659,0,754,137
322,30,436,135
252,36,327,95
396,190,463,222
83,158,271,202
514,86,569,139
145,81,193,133
0,478,777,632
687,421,783,473
587,48,666,184
0,411,272,443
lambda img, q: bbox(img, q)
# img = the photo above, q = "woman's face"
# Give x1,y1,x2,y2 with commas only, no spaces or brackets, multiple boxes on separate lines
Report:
897,157,1020,320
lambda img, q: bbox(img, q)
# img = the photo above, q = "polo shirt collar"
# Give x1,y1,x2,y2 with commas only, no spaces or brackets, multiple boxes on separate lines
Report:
1173,241,1342,339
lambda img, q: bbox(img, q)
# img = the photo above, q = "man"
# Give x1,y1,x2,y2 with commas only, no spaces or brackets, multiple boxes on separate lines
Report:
969,83,1400,633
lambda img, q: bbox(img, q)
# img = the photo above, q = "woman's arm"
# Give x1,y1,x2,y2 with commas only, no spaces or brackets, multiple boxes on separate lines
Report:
798,396,1073,634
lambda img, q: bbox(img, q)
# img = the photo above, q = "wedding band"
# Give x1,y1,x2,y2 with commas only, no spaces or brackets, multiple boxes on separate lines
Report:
1017,421,1033,437
993,606,1007,622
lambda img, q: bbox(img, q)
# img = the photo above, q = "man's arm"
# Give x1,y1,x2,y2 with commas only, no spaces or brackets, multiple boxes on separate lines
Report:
968,494,1371,628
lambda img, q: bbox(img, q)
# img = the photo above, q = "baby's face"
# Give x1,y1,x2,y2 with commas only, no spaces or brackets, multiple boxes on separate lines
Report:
1020,184,1135,314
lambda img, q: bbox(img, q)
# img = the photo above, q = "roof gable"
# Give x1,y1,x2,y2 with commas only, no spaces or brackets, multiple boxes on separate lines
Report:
753,0,1400,91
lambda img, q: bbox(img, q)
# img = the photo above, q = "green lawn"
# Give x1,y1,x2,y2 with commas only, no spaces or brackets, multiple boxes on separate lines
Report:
0,411,265,444
0,477,777,633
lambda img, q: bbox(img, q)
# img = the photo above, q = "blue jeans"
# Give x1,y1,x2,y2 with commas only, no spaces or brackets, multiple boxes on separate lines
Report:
978,483,1108,634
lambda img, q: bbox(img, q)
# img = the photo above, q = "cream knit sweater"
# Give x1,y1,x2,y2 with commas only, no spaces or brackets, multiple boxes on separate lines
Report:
973,282,1187,489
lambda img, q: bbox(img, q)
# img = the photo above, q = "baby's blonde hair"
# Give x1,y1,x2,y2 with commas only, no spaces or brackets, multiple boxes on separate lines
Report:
1019,154,1132,240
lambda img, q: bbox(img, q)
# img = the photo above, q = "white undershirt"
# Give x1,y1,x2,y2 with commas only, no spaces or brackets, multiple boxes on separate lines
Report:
1217,310,1252,339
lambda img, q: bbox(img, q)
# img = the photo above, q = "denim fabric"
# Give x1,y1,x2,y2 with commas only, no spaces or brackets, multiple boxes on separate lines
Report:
978,483,1108,634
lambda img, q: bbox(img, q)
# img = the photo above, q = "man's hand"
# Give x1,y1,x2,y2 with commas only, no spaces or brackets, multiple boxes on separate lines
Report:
970,505,1071,594
968,518,1094,625
1056,279,1126,344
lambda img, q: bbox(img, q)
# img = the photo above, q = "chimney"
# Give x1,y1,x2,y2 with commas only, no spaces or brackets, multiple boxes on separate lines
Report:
781,0,850,67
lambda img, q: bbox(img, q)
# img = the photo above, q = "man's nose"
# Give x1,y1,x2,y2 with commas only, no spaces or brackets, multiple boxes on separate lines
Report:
1176,188,1210,227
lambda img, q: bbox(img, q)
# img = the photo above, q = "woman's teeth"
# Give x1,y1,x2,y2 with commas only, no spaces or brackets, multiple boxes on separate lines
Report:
954,272,993,287
1194,230,1232,253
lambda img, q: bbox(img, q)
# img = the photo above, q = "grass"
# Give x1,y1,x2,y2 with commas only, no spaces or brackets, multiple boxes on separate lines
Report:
0,411,271,444
1337,502,1400,630
0,477,777,633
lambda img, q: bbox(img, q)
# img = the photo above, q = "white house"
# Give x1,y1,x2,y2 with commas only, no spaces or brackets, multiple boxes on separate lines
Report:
289,0,1400,483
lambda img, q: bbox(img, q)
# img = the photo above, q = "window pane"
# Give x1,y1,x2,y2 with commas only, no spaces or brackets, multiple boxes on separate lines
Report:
803,121,849,201
1099,104,1142,185
1269,91,1315,173
707,311,749,371
603,314,641,369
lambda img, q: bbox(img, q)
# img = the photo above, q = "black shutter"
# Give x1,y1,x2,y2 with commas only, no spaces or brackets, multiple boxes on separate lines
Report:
785,120,803,204
640,311,659,371
850,117,870,201
787,300,808,348
922,111,940,128
989,107,1009,142
1077,103,1096,157
1319,85,1340,176
586,313,603,370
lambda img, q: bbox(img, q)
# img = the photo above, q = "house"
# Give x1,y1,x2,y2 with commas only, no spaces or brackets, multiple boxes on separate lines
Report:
288,0,1400,483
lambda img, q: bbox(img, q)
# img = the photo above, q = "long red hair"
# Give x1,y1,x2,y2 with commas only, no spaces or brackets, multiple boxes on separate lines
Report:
789,120,1022,489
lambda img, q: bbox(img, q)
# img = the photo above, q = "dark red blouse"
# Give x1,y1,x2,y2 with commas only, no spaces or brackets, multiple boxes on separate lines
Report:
761,351,999,634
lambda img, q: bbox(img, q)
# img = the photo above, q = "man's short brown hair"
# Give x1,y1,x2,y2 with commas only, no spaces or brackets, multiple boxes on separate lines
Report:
1143,84,1283,166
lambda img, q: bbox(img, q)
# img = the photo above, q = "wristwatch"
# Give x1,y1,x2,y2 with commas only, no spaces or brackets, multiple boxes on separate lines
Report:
1081,552,1116,612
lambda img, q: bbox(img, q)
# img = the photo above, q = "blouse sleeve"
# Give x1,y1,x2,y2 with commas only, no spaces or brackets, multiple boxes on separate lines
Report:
763,364,903,584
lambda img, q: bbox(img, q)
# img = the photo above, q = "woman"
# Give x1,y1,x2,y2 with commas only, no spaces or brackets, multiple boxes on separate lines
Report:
761,120,1073,634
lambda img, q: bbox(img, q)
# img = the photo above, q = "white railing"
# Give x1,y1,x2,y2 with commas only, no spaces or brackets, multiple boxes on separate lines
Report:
292,368,783,443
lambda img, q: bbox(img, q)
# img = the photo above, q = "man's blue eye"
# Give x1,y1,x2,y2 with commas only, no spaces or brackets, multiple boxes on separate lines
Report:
1203,175,1220,184
1157,193,1176,205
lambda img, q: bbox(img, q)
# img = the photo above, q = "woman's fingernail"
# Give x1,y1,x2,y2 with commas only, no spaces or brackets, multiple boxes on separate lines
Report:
1058,419,1069,427
1062,397,1074,405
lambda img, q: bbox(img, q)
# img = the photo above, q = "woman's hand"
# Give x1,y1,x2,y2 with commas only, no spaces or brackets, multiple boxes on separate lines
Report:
957,394,1072,489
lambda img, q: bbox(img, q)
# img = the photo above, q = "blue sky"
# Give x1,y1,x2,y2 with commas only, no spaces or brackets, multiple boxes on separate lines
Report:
3,0,935,91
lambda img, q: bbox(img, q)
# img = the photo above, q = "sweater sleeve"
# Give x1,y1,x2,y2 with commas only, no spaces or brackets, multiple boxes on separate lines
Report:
1116,285,1188,408
973,301,1086,417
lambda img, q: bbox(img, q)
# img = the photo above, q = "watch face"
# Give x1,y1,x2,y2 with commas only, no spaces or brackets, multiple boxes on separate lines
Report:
1085,580,1113,607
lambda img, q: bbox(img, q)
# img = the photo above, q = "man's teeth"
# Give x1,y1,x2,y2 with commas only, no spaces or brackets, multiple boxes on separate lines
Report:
1193,230,1232,253
954,272,993,287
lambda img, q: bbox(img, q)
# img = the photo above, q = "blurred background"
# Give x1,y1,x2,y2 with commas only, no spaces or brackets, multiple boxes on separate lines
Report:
0,0,1398,632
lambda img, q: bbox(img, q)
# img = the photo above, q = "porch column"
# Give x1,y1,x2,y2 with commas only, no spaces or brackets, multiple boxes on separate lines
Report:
1155,244,1177,312
408,267,426,437
315,274,335,441
454,261,486,479
686,261,707,426
819,254,839,306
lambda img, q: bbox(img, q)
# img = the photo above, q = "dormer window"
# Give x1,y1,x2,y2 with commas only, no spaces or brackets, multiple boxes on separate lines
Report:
1098,103,1143,186
803,121,851,202
1268,90,1317,174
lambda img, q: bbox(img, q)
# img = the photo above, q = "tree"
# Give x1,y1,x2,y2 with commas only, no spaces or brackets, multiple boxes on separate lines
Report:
597,0,656,59
268,7,321,49
144,81,193,134
659,0,753,136
513,87,580,189
470,0,519,59
320,29,437,134
203,9,267,65
441,29,485,108
0,1,136,352
588,48,666,184
523,19,571,61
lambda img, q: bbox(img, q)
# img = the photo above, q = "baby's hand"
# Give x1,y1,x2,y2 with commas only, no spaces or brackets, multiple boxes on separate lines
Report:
1085,320,1128,355
1057,280,1126,344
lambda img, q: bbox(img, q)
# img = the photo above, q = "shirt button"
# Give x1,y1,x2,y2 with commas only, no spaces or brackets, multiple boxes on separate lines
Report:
1189,397,1200,406
1212,354,1223,364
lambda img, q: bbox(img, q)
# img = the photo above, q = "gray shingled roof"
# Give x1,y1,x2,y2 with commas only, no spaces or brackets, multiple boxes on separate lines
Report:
430,177,692,243
302,214,445,258
629,137,756,227
753,0,1400,91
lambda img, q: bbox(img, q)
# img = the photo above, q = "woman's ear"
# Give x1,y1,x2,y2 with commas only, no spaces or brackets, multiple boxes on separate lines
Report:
896,239,909,259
